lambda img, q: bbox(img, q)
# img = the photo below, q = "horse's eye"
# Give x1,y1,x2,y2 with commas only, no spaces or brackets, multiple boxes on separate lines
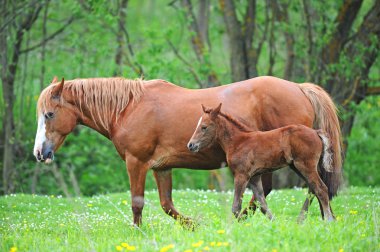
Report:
201,125,207,131
45,112,54,119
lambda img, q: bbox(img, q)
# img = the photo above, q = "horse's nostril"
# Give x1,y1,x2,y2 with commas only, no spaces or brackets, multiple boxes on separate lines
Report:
47,152,52,159
188,143,194,149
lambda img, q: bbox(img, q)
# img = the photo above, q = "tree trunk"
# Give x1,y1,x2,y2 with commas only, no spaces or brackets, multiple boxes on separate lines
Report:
219,0,247,82
114,0,128,76
181,0,219,87
0,0,43,194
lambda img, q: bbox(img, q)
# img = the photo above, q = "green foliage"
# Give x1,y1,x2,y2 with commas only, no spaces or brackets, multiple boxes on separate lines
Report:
0,0,379,195
345,97,380,186
0,187,378,251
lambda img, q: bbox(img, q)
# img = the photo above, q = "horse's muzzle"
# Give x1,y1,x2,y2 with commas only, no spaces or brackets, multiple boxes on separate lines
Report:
187,142,200,152
35,149,54,164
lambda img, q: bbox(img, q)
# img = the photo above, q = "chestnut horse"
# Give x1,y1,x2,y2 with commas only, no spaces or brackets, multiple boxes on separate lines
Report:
33,76,342,226
188,104,336,221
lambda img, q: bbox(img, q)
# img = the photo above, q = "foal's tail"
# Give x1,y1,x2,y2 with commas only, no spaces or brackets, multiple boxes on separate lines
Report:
300,83,343,199
316,131,335,199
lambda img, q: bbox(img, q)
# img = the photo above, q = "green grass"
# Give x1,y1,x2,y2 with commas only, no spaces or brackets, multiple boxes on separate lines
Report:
1,187,379,252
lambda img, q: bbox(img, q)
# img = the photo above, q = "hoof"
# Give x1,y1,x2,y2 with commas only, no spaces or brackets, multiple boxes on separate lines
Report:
178,217,199,231
297,211,307,224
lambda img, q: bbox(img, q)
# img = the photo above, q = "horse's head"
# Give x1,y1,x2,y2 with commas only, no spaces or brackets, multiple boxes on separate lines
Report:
187,103,222,152
33,77,78,163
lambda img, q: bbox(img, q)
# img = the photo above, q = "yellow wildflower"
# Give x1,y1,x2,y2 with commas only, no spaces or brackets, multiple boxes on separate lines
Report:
127,245,136,251
349,210,358,215
184,250,193,252
116,245,123,251
217,229,225,234
210,242,216,247
192,241,203,247
338,249,344,252
203,246,210,251
122,200,128,205
272,249,278,252
222,242,229,246
121,243,129,248
9,247,17,252
160,244,174,252
87,203,93,207
216,242,222,247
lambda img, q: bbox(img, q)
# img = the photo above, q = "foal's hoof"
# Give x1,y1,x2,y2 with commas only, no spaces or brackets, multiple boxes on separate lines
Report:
178,217,199,231
297,212,307,224
237,215,247,222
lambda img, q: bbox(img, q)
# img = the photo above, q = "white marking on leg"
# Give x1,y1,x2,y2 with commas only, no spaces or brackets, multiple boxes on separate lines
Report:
33,114,46,159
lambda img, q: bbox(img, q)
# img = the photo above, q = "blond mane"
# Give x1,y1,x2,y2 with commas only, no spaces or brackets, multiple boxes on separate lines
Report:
37,77,145,131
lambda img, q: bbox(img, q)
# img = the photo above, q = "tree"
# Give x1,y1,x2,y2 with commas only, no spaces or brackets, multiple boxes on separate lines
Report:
1,0,43,194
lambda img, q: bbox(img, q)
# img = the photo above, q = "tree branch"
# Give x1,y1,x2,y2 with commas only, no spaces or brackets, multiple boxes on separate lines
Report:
20,16,75,54
166,39,203,86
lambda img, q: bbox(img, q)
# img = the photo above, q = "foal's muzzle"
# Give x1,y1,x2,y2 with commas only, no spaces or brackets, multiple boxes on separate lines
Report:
187,142,200,152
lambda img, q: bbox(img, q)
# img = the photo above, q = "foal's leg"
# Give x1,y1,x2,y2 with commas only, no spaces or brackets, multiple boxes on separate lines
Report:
289,164,316,223
153,169,193,226
126,157,149,226
297,191,315,223
242,173,273,217
249,175,274,220
232,173,250,219
295,161,335,221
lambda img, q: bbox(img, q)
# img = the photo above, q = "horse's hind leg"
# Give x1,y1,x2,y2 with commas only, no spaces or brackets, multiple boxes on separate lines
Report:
294,161,335,221
153,169,193,226
126,157,149,226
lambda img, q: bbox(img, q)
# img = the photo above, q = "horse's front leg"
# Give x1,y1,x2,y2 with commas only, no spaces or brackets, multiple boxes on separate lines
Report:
232,173,250,219
126,156,149,226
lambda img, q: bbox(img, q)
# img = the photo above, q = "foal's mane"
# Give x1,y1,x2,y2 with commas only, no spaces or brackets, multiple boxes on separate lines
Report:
218,112,252,132
38,77,145,131
204,108,252,132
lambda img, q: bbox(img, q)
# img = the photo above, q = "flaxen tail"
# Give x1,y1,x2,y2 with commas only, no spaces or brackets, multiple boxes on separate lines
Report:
300,83,343,199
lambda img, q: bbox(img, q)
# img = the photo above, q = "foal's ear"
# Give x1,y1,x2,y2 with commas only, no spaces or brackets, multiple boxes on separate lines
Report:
50,76,58,84
51,78,64,99
210,103,222,120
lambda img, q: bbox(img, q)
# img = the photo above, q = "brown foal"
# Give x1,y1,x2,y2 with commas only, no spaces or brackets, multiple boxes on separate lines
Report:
188,104,335,221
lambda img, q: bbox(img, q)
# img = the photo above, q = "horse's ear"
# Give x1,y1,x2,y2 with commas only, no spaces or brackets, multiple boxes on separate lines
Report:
210,103,222,120
50,76,58,84
51,78,64,98
201,104,207,113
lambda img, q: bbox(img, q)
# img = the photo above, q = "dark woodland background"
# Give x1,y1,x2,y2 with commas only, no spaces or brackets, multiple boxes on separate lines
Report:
1,0,379,196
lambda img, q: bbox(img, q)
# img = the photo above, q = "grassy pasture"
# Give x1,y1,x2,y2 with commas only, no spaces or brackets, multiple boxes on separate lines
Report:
1,187,378,252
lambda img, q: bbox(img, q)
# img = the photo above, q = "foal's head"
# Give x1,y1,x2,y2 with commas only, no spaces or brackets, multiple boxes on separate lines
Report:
187,103,222,152
34,77,78,163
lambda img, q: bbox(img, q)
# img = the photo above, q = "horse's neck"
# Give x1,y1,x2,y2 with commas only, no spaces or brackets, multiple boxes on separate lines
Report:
215,117,247,153
63,90,111,138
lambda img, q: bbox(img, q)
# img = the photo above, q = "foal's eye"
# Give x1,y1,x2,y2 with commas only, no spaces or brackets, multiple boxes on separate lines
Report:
201,125,207,131
44,112,54,119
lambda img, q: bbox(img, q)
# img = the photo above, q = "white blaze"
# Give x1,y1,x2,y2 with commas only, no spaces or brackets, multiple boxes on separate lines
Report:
195,116,203,130
33,114,46,158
